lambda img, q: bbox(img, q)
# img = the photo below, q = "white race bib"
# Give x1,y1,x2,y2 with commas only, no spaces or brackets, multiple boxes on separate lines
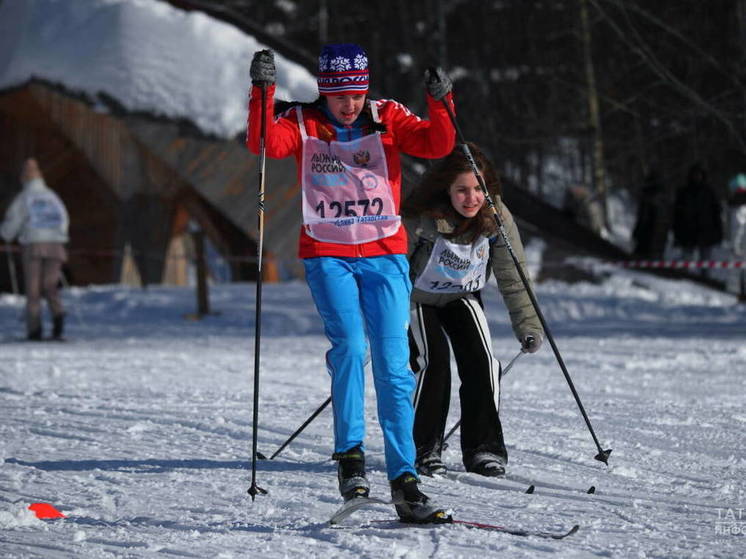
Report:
414,235,490,293
297,107,400,244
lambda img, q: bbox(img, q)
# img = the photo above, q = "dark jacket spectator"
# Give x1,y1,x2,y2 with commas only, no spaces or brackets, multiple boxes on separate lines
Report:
632,169,670,259
672,164,723,255
727,174,746,300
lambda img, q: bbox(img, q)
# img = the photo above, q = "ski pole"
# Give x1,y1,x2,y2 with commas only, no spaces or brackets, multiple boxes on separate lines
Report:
442,348,524,445
248,83,268,500
433,77,612,464
5,243,18,295
269,396,331,460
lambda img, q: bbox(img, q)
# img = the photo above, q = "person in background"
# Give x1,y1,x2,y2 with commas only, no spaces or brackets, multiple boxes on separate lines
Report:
246,43,455,522
727,173,746,302
1,158,69,340
403,143,543,478
672,163,723,266
632,168,670,260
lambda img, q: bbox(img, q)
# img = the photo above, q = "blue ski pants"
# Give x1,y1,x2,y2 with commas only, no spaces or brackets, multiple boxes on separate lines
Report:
304,254,417,480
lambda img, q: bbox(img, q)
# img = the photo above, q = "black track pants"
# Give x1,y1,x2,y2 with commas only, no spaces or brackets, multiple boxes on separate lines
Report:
409,296,507,469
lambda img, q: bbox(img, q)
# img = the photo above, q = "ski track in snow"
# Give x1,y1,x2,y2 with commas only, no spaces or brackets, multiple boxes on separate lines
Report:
1,275,745,558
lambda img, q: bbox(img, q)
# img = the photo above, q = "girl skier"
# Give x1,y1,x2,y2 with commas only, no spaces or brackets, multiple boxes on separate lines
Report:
404,143,543,478
246,44,455,522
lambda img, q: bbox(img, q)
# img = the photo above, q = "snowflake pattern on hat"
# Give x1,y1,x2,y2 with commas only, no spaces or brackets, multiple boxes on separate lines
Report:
317,43,370,95
330,56,351,72
354,54,368,70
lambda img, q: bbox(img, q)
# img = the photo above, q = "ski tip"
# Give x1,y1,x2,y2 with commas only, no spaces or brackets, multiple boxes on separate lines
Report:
587,485,596,494
550,524,580,539
525,484,535,494
328,495,392,525
256,451,267,460
29,502,66,519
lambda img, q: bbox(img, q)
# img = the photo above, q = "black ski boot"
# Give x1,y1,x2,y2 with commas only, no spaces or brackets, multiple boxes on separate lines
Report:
333,445,369,501
416,452,447,477
390,473,451,524
27,327,42,341
52,314,65,341
469,456,506,478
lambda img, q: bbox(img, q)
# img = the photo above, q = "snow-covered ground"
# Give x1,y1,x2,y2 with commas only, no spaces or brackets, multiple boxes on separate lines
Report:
1,265,744,558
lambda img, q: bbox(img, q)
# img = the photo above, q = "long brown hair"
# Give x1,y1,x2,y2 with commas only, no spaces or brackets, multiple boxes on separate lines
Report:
404,142,502,241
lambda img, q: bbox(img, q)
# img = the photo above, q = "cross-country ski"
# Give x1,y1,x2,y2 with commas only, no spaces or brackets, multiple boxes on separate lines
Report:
329,496,397,525
330,497,579,539
450,520,580,539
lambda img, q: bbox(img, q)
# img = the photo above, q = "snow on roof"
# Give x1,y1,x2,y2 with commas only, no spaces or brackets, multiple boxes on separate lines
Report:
0,0,318,138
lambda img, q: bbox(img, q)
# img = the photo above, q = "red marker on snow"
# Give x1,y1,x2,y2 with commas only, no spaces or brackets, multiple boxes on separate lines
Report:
29,503,66,519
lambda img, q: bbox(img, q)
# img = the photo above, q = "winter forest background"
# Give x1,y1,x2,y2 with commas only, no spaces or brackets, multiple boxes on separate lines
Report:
188,0,746,213
1,0,745,288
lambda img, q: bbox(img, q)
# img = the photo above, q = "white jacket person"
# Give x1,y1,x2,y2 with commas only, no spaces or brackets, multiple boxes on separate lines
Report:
1,165,69,244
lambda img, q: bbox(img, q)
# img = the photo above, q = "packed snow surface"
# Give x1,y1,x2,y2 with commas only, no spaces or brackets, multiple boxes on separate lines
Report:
1,265,745,558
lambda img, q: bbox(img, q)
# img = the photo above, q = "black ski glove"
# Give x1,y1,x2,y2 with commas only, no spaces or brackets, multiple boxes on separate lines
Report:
521,333,543,354
250,49,276,86
424,67,452,100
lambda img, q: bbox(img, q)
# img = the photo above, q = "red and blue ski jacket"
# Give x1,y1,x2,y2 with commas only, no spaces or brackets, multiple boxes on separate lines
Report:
246,84,455,259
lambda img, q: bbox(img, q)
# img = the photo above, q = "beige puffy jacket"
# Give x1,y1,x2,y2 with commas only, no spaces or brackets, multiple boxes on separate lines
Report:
405,204,542,342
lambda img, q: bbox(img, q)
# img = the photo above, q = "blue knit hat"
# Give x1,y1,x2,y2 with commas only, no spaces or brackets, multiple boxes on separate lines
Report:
317,43,369,96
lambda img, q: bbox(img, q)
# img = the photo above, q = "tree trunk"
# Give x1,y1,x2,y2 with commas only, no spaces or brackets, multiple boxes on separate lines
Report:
579,0,608,227
318,0,328,45
738,0,746,137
